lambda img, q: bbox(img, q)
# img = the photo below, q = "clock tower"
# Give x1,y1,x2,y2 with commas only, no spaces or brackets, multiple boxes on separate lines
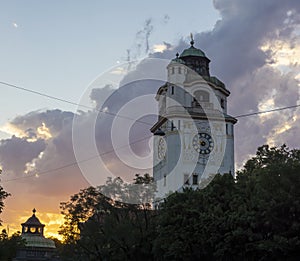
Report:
151,38,237,199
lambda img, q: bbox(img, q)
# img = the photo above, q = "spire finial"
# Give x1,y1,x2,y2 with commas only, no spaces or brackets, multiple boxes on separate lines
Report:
190,33,194,47
176,52,179,58
32,208,36,215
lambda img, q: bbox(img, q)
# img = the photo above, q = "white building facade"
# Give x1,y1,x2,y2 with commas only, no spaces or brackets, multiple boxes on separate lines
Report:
151,40,237,199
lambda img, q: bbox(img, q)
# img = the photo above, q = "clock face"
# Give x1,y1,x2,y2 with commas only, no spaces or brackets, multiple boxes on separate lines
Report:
193,133,214,154
158,138,166,159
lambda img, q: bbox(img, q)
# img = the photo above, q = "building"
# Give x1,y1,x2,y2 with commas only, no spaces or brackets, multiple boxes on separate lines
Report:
14,209,60,261
151,38,237,199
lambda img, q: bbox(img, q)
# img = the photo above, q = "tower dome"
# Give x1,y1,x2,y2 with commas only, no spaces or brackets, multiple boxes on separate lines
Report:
179,43,207,58
178,36,211,77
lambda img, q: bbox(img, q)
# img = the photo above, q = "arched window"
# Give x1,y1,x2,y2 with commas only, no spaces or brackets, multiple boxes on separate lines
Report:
30,227,37,233
193,90,209,106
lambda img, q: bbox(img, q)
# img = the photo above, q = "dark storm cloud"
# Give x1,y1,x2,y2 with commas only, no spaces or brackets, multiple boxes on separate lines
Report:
201,0,300,165
0,136,46,176
198,0,300,83
1,110,88,201
10,109,74,137
89,84,115,110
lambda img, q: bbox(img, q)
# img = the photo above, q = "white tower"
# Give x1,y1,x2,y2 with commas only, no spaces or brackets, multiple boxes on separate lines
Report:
151,39,237,199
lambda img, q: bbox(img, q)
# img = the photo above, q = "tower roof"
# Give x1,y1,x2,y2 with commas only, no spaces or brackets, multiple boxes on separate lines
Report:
22,208,44,227
169,52,185,64
179,38,208,59
180,45,207,58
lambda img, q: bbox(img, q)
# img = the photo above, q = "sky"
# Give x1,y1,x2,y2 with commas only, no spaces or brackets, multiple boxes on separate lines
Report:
0,0,300,239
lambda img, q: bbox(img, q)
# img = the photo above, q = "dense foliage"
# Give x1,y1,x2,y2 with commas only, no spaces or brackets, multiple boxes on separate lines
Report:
59,174,155,260
0,168,10,227
0,230,24,261
56,145,300,260
0,168,19,260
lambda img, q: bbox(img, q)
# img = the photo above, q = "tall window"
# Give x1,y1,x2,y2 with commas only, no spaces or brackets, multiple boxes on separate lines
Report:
163,174,166,186
220,98,225,109
192,174,198,185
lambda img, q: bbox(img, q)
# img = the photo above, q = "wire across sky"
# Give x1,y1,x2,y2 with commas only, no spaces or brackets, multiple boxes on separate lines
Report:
0,80,299,183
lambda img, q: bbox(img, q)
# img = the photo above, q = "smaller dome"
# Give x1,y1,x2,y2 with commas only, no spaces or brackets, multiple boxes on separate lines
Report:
169,57,185,65
168,52,185,66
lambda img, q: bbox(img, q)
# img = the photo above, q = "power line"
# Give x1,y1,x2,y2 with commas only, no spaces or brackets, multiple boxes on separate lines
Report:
1,80,300,183
0,81,153,127
235,104,300,118
4,101,300,183
1,134,152,183
2,80,299,121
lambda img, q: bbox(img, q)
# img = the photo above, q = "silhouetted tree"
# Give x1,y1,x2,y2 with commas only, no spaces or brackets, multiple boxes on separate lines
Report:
153,145,300,260
58,146,300,260
0,168,10,226
0,230,24,261
59,174,156,260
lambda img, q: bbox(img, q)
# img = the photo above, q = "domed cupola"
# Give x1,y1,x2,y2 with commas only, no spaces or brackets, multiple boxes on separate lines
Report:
15,208,59,260
21,208,45,236
179,35,211,77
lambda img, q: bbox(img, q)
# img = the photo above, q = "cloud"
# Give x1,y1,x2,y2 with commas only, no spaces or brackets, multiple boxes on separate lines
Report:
1,109,88,197
89,84,115,110
159,0,300,167
0,136,46,176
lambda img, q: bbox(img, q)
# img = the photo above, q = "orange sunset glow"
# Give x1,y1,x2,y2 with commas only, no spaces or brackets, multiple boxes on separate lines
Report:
2,209,65,240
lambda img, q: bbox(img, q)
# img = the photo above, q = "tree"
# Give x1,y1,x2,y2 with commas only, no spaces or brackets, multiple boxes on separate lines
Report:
153,145,300,260
232,145,300,260
58,145,300,260
0,168,10,226
59,174,156,260
0,230,24,261
153,174,236,260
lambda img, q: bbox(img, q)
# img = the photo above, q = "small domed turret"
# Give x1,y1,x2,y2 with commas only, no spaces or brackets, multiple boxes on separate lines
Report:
20,209,56,249
21,208,45,236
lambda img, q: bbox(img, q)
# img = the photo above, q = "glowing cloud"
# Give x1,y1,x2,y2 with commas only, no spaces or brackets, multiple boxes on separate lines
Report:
152,44,168,53
261,38,300,72
37,123,52,140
